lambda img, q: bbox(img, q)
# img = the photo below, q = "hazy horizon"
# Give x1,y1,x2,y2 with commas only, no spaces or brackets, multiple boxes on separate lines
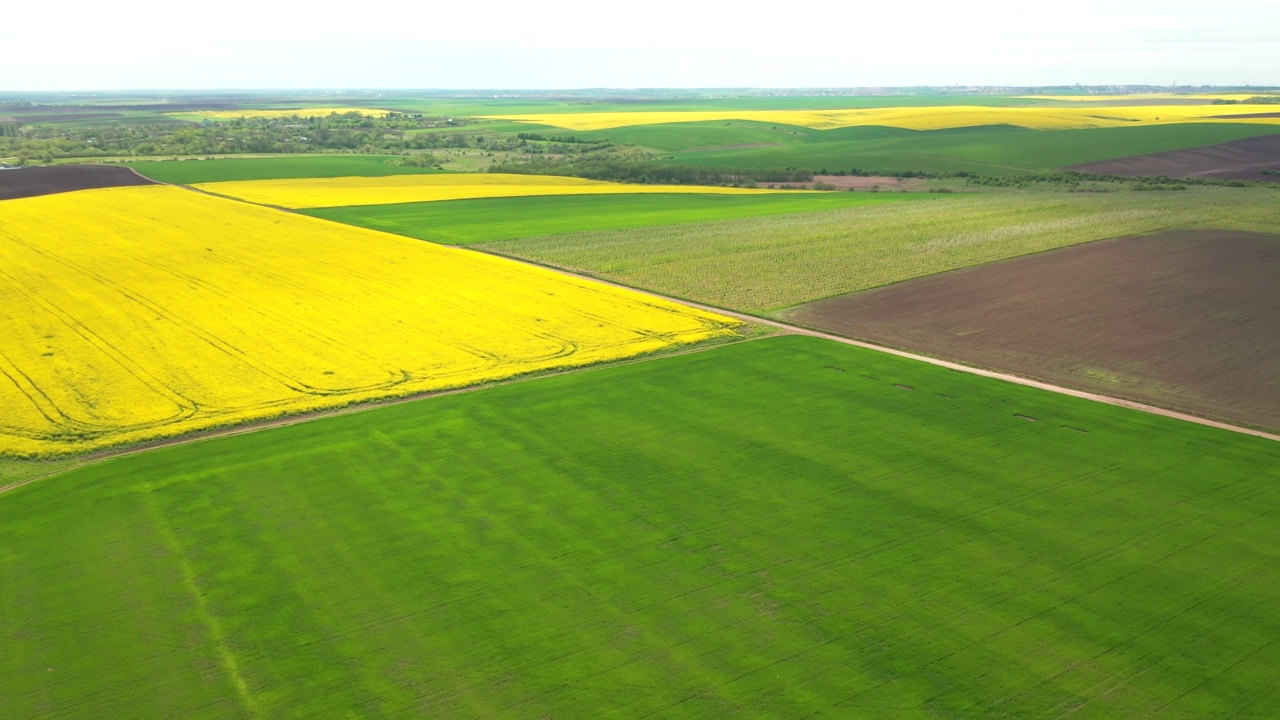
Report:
3,84,1278,97
3,0,1277,92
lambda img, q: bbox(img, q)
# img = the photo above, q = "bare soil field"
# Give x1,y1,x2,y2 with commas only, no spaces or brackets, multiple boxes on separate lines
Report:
764,175,927,190
1212,111,1280,120
785,229,1280,430
1033,98,1219,106
1067,134,1280,181
0,164,155,200
7,112,125,122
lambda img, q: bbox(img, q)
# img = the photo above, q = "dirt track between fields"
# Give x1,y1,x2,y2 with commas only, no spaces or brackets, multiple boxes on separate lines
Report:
785,229,1280,432
483,249,1280,443
0,164,156,200
1066,134,1280,181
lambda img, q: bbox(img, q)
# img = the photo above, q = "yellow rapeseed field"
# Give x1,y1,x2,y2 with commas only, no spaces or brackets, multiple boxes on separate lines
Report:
0,186,740,457
194,173,805,209
482,105,1280,132
170,107,395,120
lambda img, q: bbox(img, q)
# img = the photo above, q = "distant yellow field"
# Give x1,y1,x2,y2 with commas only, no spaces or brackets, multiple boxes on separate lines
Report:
483,105,1280,132
195,173,804,209
0,186,740,457
1017,94,1270,102
171,107,394,120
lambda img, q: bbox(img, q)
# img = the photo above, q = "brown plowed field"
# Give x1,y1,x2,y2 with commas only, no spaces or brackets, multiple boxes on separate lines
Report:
8,112,125,122
785,229,1280,430
0,164,155,200
1066,134,1280,181
1212,111,1280,119
765,175,927,190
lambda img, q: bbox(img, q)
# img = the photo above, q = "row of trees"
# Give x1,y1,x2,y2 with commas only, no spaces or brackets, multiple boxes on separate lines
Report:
488,157,813,185
514,132,601,144
803,167,1266,189
1211,96,1280,105
960,170,1257,189
0,111,618,163
0,113,462,161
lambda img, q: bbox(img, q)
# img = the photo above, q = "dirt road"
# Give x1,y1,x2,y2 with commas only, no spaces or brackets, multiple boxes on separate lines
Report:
486,251,1280,444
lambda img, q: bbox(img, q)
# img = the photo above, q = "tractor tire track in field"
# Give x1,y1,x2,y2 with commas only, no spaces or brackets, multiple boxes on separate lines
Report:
0,262,200,426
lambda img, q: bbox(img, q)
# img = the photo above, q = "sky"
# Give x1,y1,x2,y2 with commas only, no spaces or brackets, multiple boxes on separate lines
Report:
3,0,1278,90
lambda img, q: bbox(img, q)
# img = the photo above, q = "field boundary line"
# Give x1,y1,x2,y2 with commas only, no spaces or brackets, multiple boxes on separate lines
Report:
474,248,1280,444
0,334,773,496
121,164,162,185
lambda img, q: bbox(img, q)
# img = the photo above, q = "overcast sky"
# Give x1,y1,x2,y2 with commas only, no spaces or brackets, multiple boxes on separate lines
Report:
3,0,1277,90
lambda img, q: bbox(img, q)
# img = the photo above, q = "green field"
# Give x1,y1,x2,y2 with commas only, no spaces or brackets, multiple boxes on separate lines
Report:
125,155,445,184
3,336,1277,718
481,187,1280,312
578,122,1280,175
303,192,925,244
0,106,181,127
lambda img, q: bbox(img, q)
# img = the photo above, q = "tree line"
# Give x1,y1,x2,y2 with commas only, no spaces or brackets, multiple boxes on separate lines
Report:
487,157,813,186
0,112,615,163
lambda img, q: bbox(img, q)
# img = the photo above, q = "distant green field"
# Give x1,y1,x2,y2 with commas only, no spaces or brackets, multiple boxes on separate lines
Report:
481,187,1280,311
3,336,1277,718
304,192,924,244
0,107,179,126
575,122,1280,175
126,155,444,184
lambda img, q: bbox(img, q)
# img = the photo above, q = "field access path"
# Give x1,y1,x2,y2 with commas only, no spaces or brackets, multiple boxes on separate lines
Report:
486,251,1280,444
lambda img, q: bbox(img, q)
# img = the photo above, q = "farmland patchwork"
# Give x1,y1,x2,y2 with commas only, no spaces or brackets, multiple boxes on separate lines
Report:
193,172,806,209
481,188,1280,312
485,104,1280,131
0,186,739,457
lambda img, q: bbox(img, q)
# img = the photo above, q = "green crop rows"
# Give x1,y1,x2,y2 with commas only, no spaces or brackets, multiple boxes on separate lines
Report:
304,192,924,244
482,187,1280,312
3,337,1277,718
